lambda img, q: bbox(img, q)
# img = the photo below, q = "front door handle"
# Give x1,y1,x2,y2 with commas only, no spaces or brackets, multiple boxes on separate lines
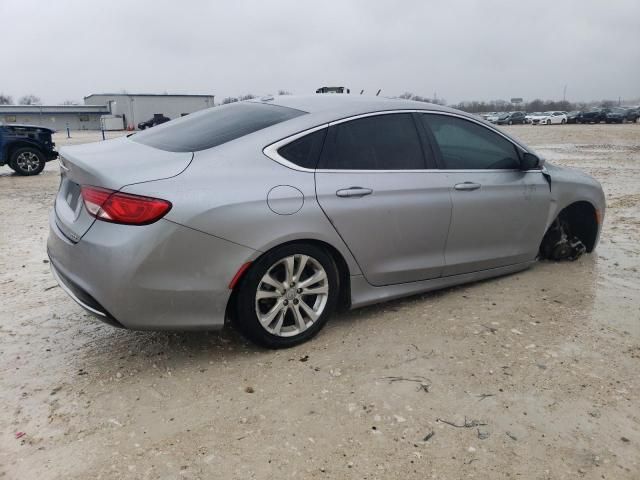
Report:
336,187,373,198
454,182,481,191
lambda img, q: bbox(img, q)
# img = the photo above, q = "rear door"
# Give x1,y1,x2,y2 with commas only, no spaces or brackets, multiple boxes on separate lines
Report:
419,113,550,276
315,112,451,286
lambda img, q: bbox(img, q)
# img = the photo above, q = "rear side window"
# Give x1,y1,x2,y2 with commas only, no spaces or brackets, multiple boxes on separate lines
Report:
321,113,426,170
277,128,327,169
421,114,521,170
132,102,305,152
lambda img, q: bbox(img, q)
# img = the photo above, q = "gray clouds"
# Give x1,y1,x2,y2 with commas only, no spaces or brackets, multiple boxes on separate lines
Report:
1,0,638,104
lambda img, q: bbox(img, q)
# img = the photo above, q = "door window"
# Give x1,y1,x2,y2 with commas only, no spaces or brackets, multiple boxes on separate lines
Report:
421,114,521,170
321,113,426,170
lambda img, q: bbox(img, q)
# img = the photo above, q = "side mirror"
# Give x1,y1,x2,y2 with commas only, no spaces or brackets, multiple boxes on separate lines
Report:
522,152,544,170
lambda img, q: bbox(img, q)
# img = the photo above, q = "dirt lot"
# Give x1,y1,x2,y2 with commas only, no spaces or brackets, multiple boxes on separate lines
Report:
1,125,638,479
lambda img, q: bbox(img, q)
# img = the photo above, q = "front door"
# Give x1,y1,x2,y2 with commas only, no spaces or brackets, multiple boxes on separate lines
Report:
419,113,551,276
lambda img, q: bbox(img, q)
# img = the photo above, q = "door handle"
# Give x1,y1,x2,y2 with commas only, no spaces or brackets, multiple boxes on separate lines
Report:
454,182,481,191
336,187,373,198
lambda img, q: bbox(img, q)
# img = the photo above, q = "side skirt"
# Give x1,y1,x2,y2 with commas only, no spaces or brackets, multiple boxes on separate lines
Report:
349,261,535,309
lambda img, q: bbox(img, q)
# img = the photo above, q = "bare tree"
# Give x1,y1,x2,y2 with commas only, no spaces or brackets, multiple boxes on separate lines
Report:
399,92,413,99
239,94,256,101
19,94,41,105
62,99,79,105
222,97,239,104
278,90,291,95
0,93,12,105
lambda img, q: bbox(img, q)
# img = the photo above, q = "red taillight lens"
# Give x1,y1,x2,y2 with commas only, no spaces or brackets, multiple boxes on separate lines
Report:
80,186,172,225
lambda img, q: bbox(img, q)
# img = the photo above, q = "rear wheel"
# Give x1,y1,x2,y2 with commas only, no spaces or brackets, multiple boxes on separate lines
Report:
235,244,339,348
10,147,46,176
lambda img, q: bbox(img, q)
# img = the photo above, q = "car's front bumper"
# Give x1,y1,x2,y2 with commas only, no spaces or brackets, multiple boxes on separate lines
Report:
47,210,258,330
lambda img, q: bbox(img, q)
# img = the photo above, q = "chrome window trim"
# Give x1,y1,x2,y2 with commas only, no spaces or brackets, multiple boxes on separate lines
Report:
263,109,534,173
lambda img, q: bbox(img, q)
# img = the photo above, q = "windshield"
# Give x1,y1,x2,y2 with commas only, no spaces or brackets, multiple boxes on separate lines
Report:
132,102,306,152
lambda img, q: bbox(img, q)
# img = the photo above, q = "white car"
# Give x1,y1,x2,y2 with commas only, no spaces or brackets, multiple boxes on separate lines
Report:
485,112,503,123
535,111,567,125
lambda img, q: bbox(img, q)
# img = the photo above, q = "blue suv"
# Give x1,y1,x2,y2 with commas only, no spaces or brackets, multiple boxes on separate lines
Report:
0,124,58,175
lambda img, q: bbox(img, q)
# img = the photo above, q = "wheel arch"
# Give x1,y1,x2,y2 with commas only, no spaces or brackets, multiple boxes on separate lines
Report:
226,238,354,323
546,200,600,253
7,140,44,161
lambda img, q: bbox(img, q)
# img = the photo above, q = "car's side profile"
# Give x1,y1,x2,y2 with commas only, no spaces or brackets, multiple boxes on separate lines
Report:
47,96,605,348
536,111,567,125
496,111,526,125
0,123,58,175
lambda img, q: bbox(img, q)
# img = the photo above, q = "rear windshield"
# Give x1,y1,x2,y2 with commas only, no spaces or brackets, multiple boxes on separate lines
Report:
132,102,306,152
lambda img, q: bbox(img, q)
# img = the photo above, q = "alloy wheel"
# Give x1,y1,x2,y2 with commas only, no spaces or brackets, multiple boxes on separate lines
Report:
255,254,329,337
16,151,41,173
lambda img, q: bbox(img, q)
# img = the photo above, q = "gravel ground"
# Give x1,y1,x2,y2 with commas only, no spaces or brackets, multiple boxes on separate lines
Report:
0,125,638,479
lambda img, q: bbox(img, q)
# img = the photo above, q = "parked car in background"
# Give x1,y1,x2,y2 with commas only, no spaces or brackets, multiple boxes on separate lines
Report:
137,113,171,130
47,95,605,348
604,108,626,124
623,107,639,123
566,111,582,123
496,111,526,125
580,108,606,124
486,112,504,123
527,112,549,125
0,123,58,175
535,111,567,125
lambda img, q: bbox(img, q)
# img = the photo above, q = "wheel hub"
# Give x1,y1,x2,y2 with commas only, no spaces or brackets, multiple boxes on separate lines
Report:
254,254,329,337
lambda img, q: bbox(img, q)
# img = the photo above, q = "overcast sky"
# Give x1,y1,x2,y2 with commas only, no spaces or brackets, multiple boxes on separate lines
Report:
1,0,639,105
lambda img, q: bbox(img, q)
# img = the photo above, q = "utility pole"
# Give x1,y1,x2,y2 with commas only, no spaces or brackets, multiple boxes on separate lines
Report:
563,85,567,102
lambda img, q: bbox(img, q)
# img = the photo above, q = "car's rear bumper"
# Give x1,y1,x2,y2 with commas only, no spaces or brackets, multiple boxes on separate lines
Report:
47,210,258,330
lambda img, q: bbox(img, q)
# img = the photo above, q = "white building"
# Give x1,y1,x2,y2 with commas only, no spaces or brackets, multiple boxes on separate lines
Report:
84,93,215,129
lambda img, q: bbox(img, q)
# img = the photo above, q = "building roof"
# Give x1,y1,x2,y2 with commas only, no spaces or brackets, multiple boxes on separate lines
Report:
84,93,215,99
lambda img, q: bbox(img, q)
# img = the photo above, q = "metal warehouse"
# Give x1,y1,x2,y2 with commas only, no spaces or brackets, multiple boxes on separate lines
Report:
0,104,110,131
84,93,215,130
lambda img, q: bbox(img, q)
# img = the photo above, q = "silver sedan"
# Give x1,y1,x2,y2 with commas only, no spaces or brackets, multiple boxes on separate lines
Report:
47,95,605,348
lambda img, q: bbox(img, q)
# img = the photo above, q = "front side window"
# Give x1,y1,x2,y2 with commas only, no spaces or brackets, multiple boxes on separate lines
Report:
321,113,426,170
421,114,521,170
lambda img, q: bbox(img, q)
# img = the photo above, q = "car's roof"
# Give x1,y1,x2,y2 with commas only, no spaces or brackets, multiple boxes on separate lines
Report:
249,94,458,117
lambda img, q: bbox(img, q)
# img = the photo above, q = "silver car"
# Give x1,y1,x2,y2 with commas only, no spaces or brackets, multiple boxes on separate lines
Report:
47,95,605,348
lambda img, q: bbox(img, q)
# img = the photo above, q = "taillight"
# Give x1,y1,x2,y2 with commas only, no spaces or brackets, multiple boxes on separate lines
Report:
80,186,172,225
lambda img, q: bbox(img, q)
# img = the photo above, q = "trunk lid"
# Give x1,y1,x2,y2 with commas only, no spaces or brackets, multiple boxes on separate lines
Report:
54,136,192,243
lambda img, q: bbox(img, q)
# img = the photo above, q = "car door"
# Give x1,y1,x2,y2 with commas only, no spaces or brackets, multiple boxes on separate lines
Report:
419,113,551,276
315,112,452,286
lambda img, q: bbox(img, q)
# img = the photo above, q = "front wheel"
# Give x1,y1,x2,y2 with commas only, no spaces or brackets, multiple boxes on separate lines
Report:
561,119,566,124
235,244,339,348
10,147,46,176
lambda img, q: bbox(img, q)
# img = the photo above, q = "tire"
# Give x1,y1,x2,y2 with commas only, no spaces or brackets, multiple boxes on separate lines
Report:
235,243,340,348
10,147,46,176
508,120,513,125
561,119,566,124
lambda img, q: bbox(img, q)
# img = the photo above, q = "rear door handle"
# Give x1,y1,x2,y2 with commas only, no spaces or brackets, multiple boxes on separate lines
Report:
454,182,481,191
336,187,373,198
